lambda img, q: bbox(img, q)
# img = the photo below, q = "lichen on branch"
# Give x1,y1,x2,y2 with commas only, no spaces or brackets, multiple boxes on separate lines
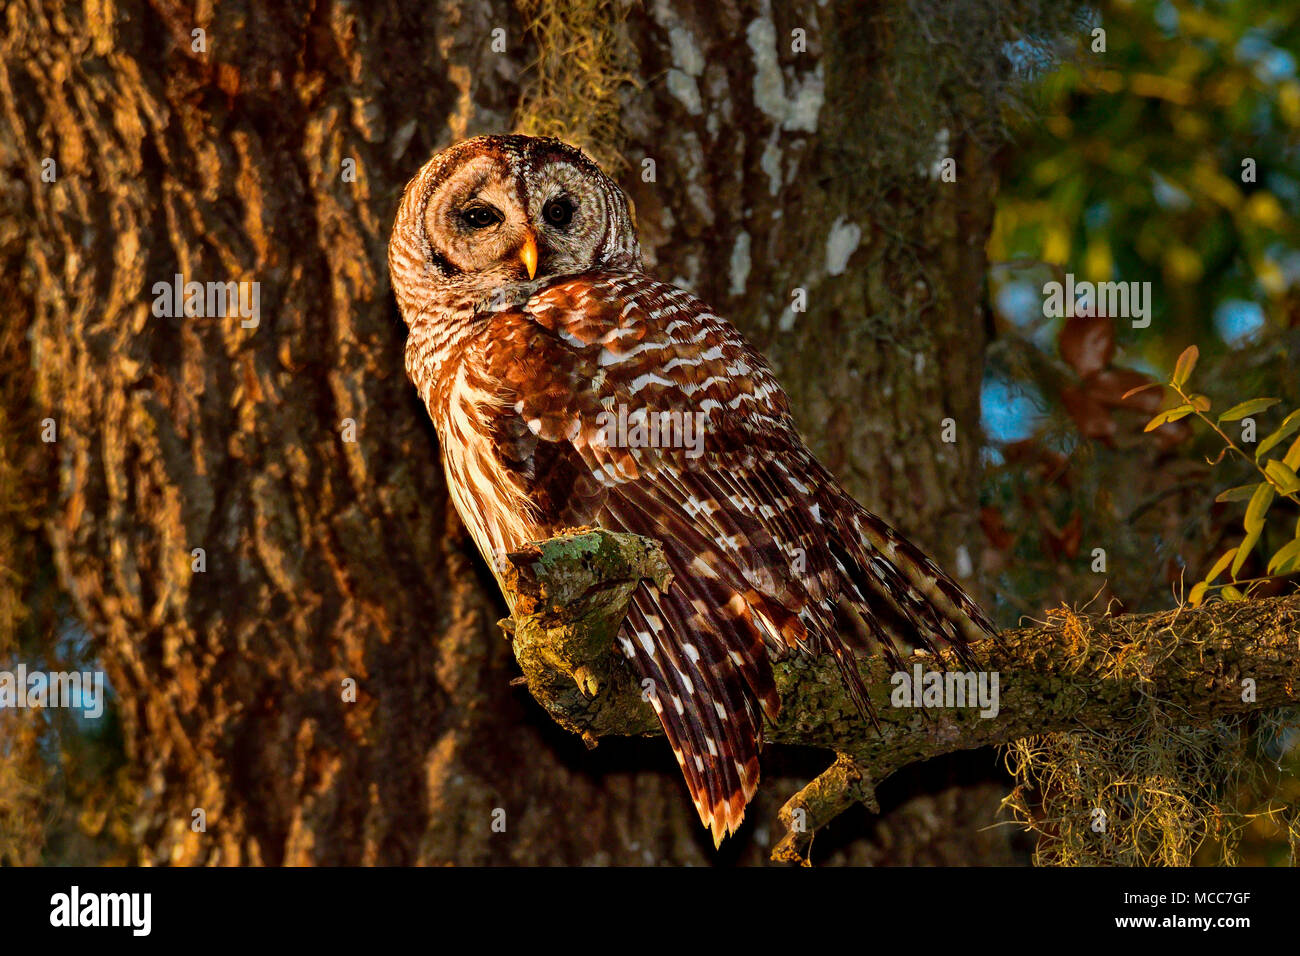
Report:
502,530,1300,862
502,530,669,740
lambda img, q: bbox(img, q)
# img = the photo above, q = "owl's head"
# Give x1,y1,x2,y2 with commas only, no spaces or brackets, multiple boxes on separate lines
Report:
389,134,642,324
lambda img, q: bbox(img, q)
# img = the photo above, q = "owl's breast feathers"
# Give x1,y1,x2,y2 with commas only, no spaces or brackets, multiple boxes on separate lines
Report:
408,271,995,844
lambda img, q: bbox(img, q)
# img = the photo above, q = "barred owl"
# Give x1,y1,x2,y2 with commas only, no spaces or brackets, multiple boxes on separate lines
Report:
389,134,994,845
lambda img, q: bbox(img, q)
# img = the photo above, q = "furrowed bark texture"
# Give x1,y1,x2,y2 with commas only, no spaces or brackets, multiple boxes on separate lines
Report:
2,0,1072,864
504,531,1300,861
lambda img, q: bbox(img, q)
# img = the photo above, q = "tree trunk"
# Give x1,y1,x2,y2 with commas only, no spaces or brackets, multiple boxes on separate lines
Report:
1,0,1061,864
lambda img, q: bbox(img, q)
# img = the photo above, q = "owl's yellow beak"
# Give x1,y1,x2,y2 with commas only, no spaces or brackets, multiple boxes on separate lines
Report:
518,233,539,280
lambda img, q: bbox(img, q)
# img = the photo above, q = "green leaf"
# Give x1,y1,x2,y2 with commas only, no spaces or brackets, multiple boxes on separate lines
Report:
1267,537,1300,575
1255,409,1300,458
1245,482,1275,534
1232,526,1262,578
1264,459,1300,495
1144,404,1194,431
1284,435,1300,471
1214,483,1259,503
1205,548,1237,583
1172,345,1198,388
1219,398,1280,422
1188,581,1208,607
1188,394,1211,412
1121,382,1162,401
1222,585,1245,602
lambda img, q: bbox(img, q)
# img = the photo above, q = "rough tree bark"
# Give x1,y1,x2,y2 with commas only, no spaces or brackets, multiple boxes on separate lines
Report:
1,0,1070,864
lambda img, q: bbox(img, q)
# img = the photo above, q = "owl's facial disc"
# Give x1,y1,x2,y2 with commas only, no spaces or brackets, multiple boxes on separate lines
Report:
399,136,641,321
422,154,538,284
522,160,610,279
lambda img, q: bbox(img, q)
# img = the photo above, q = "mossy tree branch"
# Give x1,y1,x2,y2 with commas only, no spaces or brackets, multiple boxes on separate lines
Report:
502,530,1300,862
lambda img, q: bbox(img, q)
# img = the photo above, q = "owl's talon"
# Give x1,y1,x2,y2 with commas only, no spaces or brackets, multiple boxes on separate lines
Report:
573,665,599,697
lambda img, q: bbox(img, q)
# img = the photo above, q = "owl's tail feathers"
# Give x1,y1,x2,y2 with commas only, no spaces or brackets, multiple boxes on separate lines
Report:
620,580,778,846
824,488,997,671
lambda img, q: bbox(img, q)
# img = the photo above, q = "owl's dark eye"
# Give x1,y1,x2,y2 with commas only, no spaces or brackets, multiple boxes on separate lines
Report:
542,197,575,228
460,204,502,229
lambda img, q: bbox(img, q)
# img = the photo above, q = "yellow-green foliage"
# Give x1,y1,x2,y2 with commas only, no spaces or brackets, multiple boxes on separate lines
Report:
1139,346,1300,605
1001,608,1300,865
513,0,638,173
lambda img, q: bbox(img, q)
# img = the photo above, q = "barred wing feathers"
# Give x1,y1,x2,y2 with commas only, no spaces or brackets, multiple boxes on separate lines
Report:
465,272,994,843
